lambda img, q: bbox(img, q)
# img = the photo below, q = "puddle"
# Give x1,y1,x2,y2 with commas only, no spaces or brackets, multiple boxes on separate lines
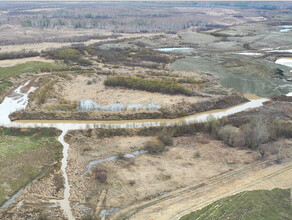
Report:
85,150,147,175
100,206,126,220
275,58,292,68
0,188,24,211
153,47,193,52
279,25,292,33
235,52,263,56
78,100,161,112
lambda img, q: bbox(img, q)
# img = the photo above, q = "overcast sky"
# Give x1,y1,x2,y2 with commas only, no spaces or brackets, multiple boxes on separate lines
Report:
0,0,290,2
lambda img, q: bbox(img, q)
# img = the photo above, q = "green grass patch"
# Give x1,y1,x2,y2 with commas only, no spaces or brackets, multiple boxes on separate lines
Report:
0,61,64,81
104,76,192,96
180,189,292,220
0,127,62,206
0,79,13,96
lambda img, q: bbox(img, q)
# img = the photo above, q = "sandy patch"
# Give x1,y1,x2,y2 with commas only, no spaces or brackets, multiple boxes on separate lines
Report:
60,75,206,107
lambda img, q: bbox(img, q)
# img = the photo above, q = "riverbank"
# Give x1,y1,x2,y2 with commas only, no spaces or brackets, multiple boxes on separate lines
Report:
10,94,247,121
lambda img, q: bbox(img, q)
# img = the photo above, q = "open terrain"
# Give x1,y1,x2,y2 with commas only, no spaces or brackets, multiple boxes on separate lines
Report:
0,1,291,220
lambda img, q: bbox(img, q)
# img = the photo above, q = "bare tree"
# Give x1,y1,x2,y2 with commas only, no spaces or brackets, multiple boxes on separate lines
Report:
253,118,269,149
276,143,284,164
240,118,269,149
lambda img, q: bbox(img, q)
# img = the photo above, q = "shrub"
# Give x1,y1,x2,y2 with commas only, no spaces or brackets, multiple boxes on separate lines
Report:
270,119,292,139
218,125,239,147
53,174,64,193
205,115,221,137
144,138,166,154
104,76,192,96
0,51,39,60
81,215,98,220
78,59,93,66
45,48,91,66
92,168,107,183
193,151,201,158
38,214,49,220
129,180,136,186
31,77,57,105
158,133,173,146
240,119,269,149
157,174,172,181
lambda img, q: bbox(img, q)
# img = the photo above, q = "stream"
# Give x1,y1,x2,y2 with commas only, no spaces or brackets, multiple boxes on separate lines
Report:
0,81,273,220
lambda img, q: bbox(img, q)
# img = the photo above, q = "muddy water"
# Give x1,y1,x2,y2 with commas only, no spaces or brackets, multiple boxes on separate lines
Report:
0,81,36,125
12,98,267,130
57,129,75,220
0,82,268,220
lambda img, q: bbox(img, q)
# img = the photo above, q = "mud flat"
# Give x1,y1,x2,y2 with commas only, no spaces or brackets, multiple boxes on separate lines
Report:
170,54,291,97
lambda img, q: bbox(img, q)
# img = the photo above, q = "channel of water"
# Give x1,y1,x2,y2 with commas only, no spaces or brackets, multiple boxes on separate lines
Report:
0,82,269,219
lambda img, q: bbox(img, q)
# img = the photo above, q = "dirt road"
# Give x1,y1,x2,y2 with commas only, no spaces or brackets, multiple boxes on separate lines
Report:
112,159,292,220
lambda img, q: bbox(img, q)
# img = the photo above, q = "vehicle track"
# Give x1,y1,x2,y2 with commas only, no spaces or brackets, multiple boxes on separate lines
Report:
112,160,292,220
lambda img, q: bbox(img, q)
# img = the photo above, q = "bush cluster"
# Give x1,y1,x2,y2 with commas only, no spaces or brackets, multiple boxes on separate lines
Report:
92,168,107,183
0,51,40,60
104,76,192,96
144,131,173,154
84,46,172,69
31,78,57,105
144,138,166,154
45,48,92,66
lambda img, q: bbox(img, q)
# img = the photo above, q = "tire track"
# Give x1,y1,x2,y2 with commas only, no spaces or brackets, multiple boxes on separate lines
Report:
112,159,286,220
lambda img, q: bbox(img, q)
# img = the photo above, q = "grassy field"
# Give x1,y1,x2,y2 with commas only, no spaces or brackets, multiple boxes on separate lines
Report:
0,61,65,98
180,189,292,220
0,128,62,207
0,61,64,80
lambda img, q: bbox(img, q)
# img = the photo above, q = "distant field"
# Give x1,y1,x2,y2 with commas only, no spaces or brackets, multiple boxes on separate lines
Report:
0,128,62,207
180,188,292,220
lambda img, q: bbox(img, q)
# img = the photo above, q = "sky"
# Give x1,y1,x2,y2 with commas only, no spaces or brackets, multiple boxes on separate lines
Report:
0,0,290,2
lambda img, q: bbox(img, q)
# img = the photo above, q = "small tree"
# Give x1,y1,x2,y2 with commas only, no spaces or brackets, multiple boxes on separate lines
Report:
205,115,220,137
